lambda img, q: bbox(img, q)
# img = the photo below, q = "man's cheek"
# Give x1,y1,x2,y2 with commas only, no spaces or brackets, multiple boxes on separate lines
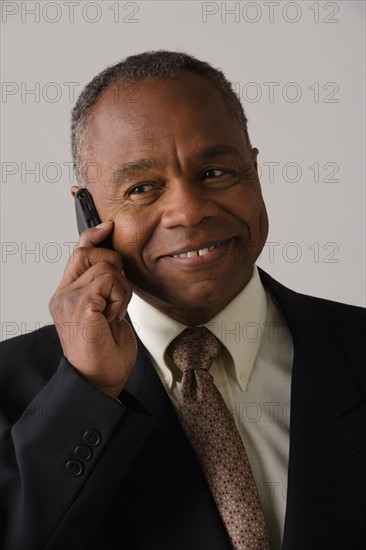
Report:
112,217,142,257
120,238,140,257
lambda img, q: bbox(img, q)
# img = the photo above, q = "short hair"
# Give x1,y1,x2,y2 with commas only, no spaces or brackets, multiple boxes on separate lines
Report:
71,50,252,184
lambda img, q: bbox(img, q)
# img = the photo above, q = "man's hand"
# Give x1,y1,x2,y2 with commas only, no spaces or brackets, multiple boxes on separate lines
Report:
49,221,137,399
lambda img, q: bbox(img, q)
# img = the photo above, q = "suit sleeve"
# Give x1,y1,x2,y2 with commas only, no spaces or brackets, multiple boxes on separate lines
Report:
0,334,134,550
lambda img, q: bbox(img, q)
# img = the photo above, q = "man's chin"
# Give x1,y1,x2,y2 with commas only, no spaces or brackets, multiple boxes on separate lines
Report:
132,278,248,325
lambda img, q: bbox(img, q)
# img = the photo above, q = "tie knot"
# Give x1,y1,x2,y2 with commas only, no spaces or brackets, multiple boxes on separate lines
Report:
167,326,222,374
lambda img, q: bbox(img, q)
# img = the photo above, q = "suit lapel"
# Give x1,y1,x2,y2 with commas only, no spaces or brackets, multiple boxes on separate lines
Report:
258,269,366,550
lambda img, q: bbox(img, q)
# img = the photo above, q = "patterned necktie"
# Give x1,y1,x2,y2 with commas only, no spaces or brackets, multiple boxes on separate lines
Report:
167,326,270,550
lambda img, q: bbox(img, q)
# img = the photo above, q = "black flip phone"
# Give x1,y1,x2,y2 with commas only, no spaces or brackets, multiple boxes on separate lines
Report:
75,188,113,249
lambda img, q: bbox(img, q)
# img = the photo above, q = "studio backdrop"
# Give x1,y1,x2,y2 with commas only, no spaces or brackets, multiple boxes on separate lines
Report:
1,0,365,341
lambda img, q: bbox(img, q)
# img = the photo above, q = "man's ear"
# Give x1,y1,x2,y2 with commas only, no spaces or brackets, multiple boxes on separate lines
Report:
70,185,80,199
251,147,259,172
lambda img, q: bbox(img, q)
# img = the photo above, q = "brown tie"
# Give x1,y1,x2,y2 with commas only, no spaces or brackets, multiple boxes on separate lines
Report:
167,326,270,550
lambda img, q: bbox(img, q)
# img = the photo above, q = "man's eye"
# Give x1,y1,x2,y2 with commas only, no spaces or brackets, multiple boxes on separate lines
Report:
200,167,251,185
201,168,238,184
201,169,226,180
128,183,154,195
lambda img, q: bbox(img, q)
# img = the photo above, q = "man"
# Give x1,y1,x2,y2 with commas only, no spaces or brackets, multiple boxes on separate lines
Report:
0,50,365,550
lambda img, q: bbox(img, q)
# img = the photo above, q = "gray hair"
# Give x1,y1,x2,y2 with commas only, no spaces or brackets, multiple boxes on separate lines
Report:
71,50,252,184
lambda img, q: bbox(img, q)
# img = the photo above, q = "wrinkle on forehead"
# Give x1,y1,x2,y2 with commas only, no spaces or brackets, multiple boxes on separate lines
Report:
83,73,248,181
88,72,240,135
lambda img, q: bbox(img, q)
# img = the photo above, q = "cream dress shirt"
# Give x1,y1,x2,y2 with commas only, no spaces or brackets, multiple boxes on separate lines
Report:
127,265,293,550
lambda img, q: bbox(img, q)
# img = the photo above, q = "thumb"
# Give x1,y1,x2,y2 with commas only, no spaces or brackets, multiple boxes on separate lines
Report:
112,318,137,373
78,221,114,248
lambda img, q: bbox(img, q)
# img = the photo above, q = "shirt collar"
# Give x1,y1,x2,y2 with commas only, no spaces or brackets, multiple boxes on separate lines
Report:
205,265,267,390
127,265,267,391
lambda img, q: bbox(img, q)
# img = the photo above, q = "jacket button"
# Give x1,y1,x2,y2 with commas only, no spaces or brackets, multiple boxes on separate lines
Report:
83,430,101,446
74,445,92,461
66,460,83,476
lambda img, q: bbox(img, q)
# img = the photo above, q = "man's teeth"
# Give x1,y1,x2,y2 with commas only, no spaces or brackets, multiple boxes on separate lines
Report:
174,245,217,258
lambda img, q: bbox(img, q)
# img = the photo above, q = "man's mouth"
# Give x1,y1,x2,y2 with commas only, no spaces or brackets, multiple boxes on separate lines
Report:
172,243,221,258
158,239,235,269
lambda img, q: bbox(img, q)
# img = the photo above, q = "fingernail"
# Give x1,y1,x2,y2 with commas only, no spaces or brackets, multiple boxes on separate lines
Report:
96,221,113,228
117,310,127,322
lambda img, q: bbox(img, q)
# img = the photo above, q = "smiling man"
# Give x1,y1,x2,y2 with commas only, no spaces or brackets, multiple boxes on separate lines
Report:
72,71,268,324
0,51,365,550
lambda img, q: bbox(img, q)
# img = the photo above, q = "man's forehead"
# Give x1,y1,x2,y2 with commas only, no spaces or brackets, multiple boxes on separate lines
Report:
90,72,229,121
83,71,246,165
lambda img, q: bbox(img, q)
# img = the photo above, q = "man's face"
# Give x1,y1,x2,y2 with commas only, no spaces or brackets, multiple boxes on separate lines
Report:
76,72,269,324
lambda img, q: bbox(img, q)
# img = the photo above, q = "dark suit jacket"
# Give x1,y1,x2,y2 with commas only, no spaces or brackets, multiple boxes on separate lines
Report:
0,269,365,550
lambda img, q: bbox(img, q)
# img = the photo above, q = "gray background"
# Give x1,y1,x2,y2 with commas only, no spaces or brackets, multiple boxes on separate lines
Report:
1,0,365,341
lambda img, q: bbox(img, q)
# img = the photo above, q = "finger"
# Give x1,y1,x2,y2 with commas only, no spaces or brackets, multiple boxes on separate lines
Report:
64,261,131,292
77,220,114,248
78,272,132,323
51,269,132,330
58,244,124,289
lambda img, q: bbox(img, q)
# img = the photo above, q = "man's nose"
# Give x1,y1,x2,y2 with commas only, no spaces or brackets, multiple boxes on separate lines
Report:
160,180,219,228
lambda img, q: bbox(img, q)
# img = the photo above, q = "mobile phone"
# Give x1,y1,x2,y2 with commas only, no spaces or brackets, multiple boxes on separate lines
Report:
75,188,113,249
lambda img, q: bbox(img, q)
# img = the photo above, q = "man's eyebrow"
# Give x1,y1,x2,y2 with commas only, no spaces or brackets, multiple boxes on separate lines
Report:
110,158,158,183
197,145,243,160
